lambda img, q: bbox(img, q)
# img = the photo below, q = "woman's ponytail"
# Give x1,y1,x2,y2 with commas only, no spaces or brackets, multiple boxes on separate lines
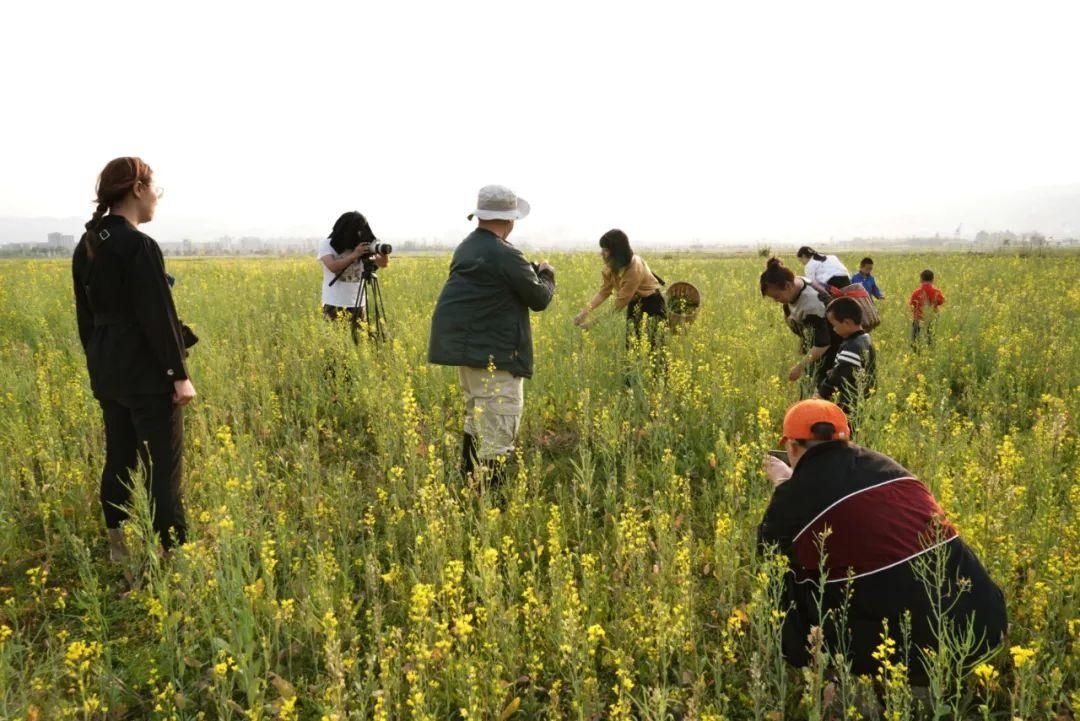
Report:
82,202,109,260
760,256,796,295
797,245,827,262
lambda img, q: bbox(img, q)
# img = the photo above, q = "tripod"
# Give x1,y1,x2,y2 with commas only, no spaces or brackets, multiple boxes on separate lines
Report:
351,260,388,343
328,256,388,343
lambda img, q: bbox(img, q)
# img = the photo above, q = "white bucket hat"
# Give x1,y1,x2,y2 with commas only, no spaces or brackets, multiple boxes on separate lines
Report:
467,184,530,221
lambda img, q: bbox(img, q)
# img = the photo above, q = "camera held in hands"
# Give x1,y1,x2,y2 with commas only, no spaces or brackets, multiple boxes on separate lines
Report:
329,212,390,258
365,241,393,258
328,212,392,275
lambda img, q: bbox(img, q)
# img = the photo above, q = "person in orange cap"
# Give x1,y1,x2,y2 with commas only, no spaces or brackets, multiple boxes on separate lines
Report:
759,400,1006,685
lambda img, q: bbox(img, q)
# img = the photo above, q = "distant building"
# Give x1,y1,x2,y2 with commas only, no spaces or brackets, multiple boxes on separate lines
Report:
974,230,1019,246
47,232,75,251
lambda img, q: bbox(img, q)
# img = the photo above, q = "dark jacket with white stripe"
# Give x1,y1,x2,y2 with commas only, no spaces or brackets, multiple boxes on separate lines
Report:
758,442,1007,680
817,330,876,414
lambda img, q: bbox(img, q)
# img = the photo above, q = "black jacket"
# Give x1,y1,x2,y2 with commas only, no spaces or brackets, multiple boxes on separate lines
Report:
73,216,195,398
428,229,555,378
818,329,876,413
759,442,1006,679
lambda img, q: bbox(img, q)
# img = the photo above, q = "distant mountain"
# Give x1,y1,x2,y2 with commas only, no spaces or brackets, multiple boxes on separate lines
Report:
955,184,1080,238
2,183,1078,246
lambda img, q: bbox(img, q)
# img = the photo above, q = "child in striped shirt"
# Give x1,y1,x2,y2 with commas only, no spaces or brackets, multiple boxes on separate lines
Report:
819,297,877,429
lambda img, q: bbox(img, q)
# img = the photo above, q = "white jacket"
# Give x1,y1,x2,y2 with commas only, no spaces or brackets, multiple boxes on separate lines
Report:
804,255,849,286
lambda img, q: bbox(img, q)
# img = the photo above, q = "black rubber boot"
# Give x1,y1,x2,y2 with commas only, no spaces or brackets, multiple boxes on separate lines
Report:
479,456,507,490
461,433,477,479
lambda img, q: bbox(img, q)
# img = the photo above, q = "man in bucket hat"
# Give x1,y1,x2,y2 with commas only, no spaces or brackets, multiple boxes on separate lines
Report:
759,399,1006,685
429,185,555,489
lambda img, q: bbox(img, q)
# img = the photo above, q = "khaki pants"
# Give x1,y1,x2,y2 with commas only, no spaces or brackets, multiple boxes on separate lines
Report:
458,367,523,460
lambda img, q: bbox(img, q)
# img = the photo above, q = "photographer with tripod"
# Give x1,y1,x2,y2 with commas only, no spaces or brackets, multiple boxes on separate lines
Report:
318,211,391,340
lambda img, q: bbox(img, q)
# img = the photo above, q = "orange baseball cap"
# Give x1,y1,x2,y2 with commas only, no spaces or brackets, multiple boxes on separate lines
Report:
781,399,850,443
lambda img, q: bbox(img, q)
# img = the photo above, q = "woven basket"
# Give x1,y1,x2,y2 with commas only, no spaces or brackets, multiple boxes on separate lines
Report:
831,284,881,331
666,281,701,329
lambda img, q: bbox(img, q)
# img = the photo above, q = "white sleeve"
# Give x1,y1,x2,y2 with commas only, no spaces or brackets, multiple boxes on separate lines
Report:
826,256,849,279
317,236,334,260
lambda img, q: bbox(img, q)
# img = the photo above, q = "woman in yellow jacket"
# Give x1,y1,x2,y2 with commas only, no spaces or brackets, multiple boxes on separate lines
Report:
574,229,666,346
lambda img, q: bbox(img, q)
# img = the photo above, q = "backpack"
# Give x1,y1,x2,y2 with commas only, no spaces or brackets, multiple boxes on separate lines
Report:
828,283,881,331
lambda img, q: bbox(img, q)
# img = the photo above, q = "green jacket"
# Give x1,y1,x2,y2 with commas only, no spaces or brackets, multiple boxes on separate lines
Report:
428,228,555,378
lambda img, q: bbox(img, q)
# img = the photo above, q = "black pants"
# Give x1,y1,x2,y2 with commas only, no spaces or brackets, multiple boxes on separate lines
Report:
912,319,934,348
322,304,364,322
626,292,667,347
99,395,186,549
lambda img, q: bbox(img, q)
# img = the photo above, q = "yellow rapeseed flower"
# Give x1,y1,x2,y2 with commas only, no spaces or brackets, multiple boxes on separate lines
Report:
1010,645,1036,669
973,663,998,687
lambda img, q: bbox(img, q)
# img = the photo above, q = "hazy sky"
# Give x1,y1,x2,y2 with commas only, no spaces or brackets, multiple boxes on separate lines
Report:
2,1,1078,245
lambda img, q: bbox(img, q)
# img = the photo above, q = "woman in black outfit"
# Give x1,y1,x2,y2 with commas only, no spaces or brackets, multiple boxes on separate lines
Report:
72,157,197,557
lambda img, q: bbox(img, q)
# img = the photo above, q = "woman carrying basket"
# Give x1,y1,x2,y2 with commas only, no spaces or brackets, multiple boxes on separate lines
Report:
574,229,667,347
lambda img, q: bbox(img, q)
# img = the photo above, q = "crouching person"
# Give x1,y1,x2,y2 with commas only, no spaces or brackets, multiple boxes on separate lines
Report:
428,185,555,488
759,400,1007,685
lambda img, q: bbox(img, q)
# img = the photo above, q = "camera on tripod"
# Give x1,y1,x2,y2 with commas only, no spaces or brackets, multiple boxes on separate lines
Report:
362,241,393,259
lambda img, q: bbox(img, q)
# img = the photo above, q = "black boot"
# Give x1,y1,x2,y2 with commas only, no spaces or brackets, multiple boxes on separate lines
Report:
461,433,477,479
479,456,507,490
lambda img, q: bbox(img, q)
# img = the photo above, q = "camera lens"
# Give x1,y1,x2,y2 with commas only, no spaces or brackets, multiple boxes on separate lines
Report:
374,242,392,255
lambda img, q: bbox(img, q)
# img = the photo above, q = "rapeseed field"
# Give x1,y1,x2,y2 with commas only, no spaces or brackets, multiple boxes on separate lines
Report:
0,252,1076,719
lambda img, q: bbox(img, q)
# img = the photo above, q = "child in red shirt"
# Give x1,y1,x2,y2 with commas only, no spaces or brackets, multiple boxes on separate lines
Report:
910,268,945,347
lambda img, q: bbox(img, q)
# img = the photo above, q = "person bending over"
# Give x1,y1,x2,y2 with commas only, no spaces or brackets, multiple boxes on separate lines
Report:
318,211,389,324
760,257,841,390
797,246,850,294
760,400,1007,685
573,228,666,348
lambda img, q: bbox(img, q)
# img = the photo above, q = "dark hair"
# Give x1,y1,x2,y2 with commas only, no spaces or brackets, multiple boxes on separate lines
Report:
759,257,796,295
83,157,153,260
860,257,874,266
599,228,633,271
793,422,842,446
797,246,827,262
920,269,934,283
329,211,375,254
826,296,863,325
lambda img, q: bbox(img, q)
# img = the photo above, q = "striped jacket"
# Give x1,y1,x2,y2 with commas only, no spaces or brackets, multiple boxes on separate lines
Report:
818,330,875,414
